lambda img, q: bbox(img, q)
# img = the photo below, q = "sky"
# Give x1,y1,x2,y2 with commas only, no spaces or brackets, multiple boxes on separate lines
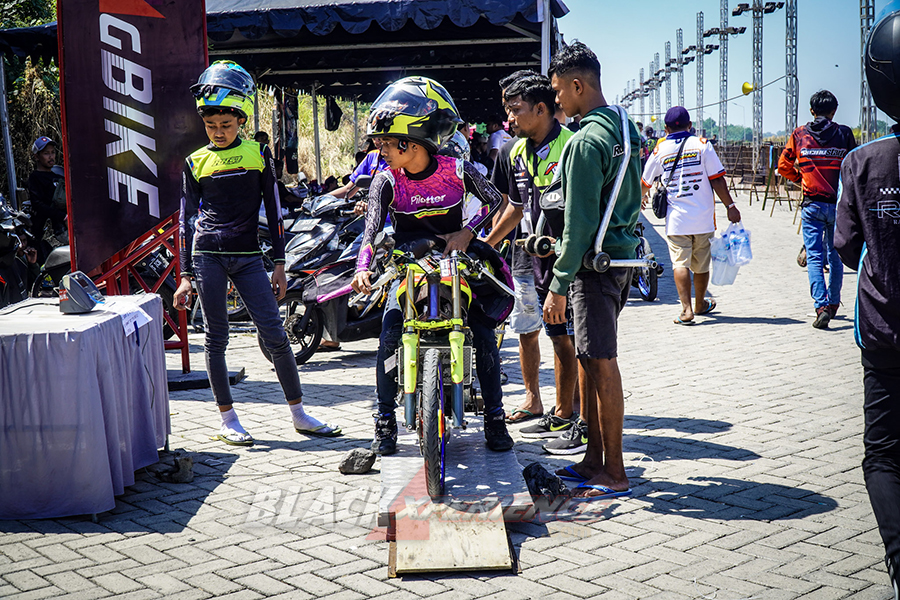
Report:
557,0,890,134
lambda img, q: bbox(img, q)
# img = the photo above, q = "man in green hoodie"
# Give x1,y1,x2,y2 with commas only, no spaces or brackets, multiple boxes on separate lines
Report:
544,41,641,500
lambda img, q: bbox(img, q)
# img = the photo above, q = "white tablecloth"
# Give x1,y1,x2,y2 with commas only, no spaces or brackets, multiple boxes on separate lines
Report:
0,295,171,519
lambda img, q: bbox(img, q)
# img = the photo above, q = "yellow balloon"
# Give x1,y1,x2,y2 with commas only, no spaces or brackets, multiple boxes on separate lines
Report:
650,115,657,122
741,81,754,95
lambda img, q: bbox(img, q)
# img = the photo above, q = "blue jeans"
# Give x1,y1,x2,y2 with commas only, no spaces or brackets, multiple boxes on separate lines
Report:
193,253,303,406
375,280,504,421
801,202,842,309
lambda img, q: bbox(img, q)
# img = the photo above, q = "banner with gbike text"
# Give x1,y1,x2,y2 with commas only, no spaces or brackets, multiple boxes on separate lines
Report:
58,0,208,273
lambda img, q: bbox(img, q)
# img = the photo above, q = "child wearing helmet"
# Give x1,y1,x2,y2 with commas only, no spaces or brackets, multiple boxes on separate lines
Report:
350,76,514,455
174,60,340,446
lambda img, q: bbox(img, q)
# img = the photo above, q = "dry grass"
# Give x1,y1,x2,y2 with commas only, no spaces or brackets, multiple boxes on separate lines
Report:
254,89,370,183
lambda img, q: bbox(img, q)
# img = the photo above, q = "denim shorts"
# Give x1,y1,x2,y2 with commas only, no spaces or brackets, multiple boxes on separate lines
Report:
509,275,543,334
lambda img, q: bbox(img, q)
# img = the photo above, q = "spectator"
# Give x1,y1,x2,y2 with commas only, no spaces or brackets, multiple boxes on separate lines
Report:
835,9,900,594
25,136,66,263
174,61,340,446
484,73,582,451
778,90,856,329
470,132,492,172
332,140,388,200
253,131,269,146
543,41,638,500
486,114,512,167
641,106,741,324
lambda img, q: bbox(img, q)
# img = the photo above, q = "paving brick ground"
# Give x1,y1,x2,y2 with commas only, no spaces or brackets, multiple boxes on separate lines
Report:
1,192,893,599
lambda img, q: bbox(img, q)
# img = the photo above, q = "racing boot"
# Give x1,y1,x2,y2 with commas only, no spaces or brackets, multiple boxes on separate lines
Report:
371,412,398,456
484,415,514,452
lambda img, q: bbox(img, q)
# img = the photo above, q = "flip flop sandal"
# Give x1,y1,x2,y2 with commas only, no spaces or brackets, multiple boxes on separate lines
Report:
673,315,696,325
569,483,632,501
216,431,254,446
557,465,589,482
295,423,343,437
696,298,717,315
505,408,543,424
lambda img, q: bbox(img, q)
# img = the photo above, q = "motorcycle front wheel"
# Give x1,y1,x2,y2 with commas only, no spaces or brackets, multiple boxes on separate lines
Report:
634,236,658,302
257,292,324,365
419,348,447,499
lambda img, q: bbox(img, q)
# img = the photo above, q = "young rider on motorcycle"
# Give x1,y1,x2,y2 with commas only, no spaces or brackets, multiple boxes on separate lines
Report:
351,76,515,455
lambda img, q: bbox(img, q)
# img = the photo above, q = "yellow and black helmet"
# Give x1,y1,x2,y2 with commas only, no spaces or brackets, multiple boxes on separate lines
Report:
366,76,462,153
191,60,255,120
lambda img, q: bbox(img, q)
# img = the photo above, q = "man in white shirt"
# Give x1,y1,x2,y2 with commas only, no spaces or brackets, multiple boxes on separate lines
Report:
640,106,741,324
487,115,512,167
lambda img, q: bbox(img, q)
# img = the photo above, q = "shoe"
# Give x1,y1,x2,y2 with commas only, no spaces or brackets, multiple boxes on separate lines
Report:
520,412,576,439
813,306,831,329
484,416,514,452
371,413,397,456
827,303,840,318
888,555,899,600
544,418,588,455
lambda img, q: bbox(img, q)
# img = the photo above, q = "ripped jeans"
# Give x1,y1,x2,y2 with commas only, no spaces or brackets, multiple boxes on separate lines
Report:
375,280,504,420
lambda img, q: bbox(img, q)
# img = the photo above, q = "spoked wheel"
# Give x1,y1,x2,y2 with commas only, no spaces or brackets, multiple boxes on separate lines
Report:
257,292,324,365
635,236,658,302
226,282,249,321
418,348,447,499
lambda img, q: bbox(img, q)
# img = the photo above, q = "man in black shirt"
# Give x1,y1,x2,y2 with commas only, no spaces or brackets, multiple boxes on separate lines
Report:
25,136,66,263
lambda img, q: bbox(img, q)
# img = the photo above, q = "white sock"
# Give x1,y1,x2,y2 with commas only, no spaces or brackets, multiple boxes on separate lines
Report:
290,402,326,431
220,408,248,436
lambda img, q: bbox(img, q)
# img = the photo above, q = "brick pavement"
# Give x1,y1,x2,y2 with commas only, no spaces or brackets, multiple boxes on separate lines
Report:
1,192,893,599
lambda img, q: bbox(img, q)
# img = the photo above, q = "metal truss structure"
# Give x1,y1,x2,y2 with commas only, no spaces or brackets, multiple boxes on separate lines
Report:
860,0,877,143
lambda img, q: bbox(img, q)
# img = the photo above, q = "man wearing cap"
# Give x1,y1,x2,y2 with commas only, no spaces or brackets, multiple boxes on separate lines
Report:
641,106,741,324
26,136,66,263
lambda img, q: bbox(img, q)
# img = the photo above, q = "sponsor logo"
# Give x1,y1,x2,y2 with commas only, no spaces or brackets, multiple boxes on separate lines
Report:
543,161,559,177
874,200,900,221
218,155,243,166
612,145,624,157
410,194,447,205
693,184,700,190
799,148,847,158
681,186,690,191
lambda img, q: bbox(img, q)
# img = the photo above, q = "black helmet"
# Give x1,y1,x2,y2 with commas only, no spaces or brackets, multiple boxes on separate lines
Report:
866,1,900,122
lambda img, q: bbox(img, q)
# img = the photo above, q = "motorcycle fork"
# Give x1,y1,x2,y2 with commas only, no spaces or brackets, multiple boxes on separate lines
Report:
402,268,418,428
448,256,465,428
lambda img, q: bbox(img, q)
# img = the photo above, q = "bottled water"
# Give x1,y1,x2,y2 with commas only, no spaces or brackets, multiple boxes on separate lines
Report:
711,232,739,285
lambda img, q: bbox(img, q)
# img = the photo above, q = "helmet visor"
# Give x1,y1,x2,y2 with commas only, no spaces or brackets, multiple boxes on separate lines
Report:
371,88,439,119
191,63,255,98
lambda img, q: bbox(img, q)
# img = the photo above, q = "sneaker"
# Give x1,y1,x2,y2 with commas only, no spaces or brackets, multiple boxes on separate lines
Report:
484,417,514,452
888,555,899,600
827,303,840,318
520,412,577,439
371,413,397,456
543,418,588,455
813,306,831,329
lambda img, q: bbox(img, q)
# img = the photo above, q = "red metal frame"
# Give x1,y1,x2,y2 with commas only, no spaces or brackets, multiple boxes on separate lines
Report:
94,212,191,373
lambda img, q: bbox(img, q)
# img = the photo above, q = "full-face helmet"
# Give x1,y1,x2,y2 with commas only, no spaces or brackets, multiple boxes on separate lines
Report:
438,131,471,162
866,0,900,123
191,60,255,120
366,76,462,153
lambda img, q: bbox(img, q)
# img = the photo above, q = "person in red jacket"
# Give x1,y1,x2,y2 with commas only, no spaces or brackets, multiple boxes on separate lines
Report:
777,90,856,329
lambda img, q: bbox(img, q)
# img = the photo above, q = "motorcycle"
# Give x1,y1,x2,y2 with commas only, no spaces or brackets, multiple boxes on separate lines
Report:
631,222,664,302
257,231,391,365
359,237,514,498
0,198,36,309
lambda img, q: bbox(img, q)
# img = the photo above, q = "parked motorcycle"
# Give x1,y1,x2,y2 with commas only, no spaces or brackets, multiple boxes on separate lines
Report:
631,222,664,302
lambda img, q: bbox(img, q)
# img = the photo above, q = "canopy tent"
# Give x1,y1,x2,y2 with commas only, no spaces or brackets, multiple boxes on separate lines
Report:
0,0,568,198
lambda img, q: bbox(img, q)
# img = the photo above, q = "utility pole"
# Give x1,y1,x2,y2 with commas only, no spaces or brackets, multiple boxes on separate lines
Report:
654,53,661,125
676,28,685,107
720,0,729,145
697,12,704,135
785,0,798,137
860,0,877,142
665,42,672,112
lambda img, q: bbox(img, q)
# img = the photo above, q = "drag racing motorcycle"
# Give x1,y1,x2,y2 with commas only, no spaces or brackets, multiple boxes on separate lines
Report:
358,237,514,498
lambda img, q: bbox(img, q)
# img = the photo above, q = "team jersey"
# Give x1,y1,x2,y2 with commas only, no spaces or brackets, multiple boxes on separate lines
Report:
778,117,856,203
641,131,726,236
350,150,389,184
179,139,284,277
356,155,502,273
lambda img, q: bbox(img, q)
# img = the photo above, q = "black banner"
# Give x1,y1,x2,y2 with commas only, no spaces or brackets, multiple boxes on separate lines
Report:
58,0,208,273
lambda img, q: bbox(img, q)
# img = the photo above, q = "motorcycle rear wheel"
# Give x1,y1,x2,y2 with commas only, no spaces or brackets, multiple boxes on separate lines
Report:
258,292,324,365
419,348,447,499
635,236,658,302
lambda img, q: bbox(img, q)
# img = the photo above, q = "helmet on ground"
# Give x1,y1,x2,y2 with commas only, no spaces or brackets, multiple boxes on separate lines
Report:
366,76,462,153
437,131,471,162
866,0,900,122
191,60,255,120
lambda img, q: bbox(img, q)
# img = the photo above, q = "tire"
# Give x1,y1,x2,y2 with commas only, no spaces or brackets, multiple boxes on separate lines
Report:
257,292,324,365
635,237,658,302
419,348,446,499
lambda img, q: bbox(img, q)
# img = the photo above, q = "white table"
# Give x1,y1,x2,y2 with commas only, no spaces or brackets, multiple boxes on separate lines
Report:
0,295,171,519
